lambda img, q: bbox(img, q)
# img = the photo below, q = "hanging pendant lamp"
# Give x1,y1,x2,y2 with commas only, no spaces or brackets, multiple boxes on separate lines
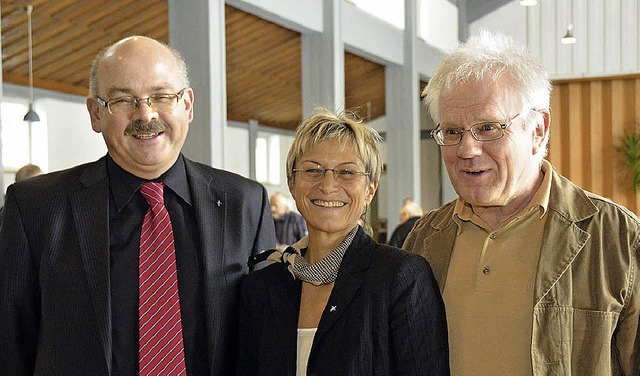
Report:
23,4,40,122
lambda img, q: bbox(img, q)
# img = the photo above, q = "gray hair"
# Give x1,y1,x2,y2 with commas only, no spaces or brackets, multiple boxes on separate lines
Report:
88,36,190,97
423,30,551,125
286,108,384,184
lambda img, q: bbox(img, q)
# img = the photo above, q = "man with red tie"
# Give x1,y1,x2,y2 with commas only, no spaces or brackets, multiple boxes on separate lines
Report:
0,36,276,375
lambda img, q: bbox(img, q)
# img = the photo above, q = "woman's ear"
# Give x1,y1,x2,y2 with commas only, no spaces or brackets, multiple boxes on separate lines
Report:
364,180,378,205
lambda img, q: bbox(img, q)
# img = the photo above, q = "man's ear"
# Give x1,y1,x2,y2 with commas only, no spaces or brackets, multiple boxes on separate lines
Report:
183,88,195,122
532,109,550,154
87,98,103,133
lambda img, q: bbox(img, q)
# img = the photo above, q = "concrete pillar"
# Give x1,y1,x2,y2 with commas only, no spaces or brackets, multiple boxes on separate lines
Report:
384,0,421,233
168,0,226,168
301,0,345,116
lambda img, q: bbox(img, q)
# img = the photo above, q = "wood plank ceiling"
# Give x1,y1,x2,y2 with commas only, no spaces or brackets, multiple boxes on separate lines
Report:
1,1,385,131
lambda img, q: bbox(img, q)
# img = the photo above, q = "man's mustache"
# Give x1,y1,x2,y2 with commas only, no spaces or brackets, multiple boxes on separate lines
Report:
124,120,168,136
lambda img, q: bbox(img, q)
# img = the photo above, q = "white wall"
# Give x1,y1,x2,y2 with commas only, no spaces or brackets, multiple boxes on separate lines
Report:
224,122,251,178
419,0,459,51
470,0,640,78
3,84,106,176
43,97,106,172
469,1,526,46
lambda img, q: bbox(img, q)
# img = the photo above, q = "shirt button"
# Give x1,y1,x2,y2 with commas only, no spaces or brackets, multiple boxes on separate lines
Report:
490,234,497,239
482,266,491,275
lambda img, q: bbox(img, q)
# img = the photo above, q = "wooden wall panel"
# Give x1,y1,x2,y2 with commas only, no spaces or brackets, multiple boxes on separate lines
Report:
551,74,640,214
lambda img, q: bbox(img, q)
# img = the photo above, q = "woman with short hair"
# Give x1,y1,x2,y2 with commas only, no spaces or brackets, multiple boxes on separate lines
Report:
237,108,449,375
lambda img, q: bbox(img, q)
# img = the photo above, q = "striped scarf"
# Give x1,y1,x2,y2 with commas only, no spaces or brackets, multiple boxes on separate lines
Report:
267,226,358,285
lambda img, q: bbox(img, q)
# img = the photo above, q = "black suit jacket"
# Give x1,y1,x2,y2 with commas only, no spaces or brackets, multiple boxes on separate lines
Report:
237,227,450,375
0,155,276,375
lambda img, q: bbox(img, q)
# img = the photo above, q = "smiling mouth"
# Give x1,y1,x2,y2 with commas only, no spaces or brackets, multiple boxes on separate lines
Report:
312,199,345,208
132,132,163,140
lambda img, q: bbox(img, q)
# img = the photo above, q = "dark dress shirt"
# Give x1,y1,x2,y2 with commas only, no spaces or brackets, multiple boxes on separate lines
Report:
108,155,208,375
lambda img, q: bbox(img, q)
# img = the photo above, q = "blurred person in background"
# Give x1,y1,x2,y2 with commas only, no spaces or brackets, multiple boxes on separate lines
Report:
271,191,307,249
388,200,424,248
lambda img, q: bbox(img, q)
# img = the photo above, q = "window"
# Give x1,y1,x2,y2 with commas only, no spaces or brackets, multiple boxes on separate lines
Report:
255,132,280,185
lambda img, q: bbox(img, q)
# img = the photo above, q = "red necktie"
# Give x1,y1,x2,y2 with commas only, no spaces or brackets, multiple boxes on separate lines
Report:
138,182,187,375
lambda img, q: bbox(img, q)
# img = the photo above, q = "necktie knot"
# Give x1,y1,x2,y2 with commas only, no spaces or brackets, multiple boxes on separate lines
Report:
140,182,165,206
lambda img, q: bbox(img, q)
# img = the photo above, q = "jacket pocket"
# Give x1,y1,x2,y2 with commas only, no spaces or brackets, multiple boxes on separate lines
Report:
532,306,619,375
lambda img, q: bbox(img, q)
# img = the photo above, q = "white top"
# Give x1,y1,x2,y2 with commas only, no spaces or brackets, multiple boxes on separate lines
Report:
296,328,317,376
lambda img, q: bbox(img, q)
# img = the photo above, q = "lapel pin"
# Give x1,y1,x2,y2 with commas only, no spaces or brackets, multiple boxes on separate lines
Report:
216,200,222,207
330,305,337,312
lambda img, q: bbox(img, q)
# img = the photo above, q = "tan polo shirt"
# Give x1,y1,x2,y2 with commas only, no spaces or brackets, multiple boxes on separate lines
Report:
443,161,552,376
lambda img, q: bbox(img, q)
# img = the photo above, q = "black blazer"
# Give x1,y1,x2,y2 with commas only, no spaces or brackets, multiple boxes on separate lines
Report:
0,155,276,375
237,227,450,375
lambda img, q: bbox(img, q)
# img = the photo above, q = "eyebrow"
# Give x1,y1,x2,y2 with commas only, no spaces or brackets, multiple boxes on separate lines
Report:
299,160,361,168
105,85,175,98
440,118,504,128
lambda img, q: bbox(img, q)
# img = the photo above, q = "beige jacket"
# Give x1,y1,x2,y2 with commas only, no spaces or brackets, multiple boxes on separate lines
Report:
404,166,640,375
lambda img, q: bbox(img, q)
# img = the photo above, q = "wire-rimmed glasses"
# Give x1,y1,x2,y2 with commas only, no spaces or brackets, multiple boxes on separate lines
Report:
430,112,525,146
292,166,370,184
96,88,187,115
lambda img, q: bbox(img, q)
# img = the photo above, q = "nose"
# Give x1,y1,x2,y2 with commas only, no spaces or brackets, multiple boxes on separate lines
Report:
131,98,158,122
456,130,483,159
318,169,339,192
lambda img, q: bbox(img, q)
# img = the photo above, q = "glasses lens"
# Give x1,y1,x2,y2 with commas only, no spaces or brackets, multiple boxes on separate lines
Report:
334,170,358,183
437,129,463,145
107,93,180,115
108,98,136,115
472,122,503,141
301,168,324,182
149,94,179,113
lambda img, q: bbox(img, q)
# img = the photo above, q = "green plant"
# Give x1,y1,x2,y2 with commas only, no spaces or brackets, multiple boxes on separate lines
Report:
618,131,640,192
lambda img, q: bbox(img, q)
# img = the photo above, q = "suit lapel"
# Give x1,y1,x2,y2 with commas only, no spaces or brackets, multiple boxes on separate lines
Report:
72,158,112,372
184,161,227,371
313,228,369,349
534,169,596,304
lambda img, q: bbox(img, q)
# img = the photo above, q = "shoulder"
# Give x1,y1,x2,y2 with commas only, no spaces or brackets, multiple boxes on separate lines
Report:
240,262,292,296
246,260,287,279
184,158,267,193
8,159,104,200
585,191,640,225
551,171,640,230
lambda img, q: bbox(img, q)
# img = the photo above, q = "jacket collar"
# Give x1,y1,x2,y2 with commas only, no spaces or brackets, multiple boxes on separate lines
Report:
73,156,112,373
533,167,597,303
423,162,599,304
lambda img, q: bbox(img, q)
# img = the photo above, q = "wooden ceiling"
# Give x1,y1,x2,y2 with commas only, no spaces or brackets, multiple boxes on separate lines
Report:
1,1,385,131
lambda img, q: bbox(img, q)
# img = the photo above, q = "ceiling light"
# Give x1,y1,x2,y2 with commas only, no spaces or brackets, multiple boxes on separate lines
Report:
23,4,40,123
561,24,577,44
520,0,537,6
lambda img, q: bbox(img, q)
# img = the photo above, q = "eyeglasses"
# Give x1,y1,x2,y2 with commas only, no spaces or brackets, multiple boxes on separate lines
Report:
430,112,524,146
96,88,187,115
292,167,370,183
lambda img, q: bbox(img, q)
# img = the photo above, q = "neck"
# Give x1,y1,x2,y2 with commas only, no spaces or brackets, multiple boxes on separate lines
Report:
472,171,544,230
